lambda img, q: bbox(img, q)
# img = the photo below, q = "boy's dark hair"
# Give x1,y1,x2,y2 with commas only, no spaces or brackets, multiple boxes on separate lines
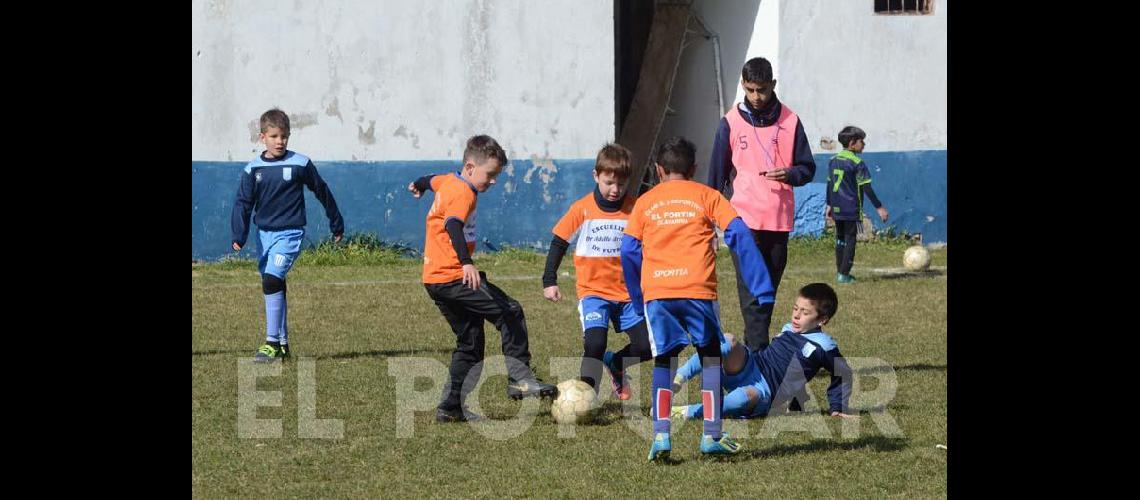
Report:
654,136,697,178
799,283,838,320
463,135,508,167
742,57,774,83
260,108,291,134
838,126,866,149
595,143,633,180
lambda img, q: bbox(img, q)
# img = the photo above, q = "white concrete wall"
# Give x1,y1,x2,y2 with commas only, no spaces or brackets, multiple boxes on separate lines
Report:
778,0,947,153
736,0,780,106
661,0,945,178
657,0,765,182
192,0,615,162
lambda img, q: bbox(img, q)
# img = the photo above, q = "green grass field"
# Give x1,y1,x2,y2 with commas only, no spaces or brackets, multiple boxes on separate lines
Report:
192,237,946,498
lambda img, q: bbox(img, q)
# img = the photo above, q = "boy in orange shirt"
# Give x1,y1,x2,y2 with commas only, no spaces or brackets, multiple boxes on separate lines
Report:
408,135,557,423
622,137,775,461
542,143,652,400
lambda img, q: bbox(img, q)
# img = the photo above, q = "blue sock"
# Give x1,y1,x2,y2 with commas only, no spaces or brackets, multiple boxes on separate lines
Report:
652,365,673,435
265,291,284,344
701,356,723,439
687,403,704,420
722,387,752,419
278,294,288,345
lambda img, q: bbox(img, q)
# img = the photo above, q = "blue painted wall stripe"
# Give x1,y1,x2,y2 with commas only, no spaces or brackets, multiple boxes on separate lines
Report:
192,150,944,261
808,150,947,243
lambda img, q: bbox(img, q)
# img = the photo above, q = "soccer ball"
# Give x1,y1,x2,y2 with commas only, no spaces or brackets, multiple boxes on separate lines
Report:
551,379,600,425
903,245,931,271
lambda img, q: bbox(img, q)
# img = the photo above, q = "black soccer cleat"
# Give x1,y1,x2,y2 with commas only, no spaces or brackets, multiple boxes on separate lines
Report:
506,378,558,400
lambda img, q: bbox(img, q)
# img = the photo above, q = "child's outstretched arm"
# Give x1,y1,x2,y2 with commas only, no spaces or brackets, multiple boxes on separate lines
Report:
823,348,855,418
724,217,775,304
619,235,644,315
408,174,436,198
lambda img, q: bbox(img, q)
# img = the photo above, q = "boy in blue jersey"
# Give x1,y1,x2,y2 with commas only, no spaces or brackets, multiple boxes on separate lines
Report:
671,283,855,420
231,108,344,362
827,126,889,284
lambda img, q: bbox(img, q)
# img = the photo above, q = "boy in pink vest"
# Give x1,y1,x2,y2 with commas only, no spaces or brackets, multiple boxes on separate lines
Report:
706,56,817,354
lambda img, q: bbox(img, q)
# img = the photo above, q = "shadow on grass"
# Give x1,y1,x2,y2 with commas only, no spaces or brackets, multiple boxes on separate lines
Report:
191,349,250,357
857,363,946,375
317,349,454,360
863,268,945,282
191,348,453,359
735,435,908,461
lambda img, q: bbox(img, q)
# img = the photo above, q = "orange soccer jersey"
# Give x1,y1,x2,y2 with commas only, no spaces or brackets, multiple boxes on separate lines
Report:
422,173,479,284
551,193,637,301
623,180,740,302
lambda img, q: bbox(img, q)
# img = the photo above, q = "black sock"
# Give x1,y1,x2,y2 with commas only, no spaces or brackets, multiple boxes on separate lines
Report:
612,345,631,372
580,327,608,390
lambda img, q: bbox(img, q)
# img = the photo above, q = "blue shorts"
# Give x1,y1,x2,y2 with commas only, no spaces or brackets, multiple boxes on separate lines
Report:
734,380,774,418
578,296,644,335
689,382,773,420
257,228,304,279
691,351,773,419
682,343,774,420
733,349,773,418
644,299,725,357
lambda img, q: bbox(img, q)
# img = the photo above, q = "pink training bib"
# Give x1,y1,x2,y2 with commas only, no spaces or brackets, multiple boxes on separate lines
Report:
725,104,799,231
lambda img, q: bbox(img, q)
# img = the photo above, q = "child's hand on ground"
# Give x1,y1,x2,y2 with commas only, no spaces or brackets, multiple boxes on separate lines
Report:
830,411,858,419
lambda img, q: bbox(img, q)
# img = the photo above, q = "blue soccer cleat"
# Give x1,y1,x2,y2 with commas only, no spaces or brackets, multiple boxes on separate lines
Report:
700,433,743,456
647,432,672,462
